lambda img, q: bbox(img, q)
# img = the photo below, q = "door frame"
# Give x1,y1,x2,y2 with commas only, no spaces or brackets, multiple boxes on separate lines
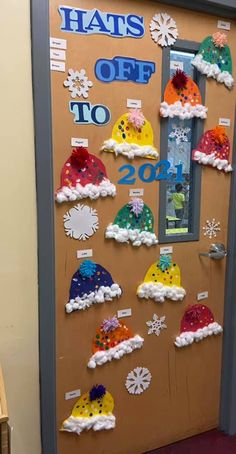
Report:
31,1,236,452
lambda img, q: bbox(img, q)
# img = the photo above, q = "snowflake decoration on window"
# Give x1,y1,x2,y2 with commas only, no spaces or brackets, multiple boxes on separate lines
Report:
146,314,167,336
63,68,93,99
150,13,178,47
63,204,99,240
202,219,221,239
169,125,191,145
125,367,152,395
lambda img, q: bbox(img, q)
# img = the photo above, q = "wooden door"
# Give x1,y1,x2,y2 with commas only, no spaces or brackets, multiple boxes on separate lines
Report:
49,1,235,453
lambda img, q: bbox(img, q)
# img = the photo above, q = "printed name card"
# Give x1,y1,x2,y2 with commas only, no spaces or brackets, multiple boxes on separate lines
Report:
50,60,65,72
170,61,184,70
127,99,142,108
71,138,89,147
65,389,81,400
197,291,209,301
219,118,231,127
50,37,67,49
77,249,93,259
160,246,173,255
217,20,231,30
129,188,144,196
50,49,66,61
117,308,132,318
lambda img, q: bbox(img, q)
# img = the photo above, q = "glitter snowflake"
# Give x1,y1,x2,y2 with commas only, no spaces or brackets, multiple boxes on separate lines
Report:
63,204,99,240
169,125,191,145
146,314,167,336
63,68,93,99
202,219,221,239
125,367,152,395
150,13,178,47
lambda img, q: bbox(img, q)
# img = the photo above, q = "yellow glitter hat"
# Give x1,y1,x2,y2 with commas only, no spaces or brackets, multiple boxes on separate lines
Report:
61,384,115,435
101,109,158,160
137,255,186,302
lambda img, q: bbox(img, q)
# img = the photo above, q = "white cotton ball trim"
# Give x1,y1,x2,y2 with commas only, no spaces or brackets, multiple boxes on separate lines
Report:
192,54,234,89
101,139,159,160
193,150,232,172
105,223,158,247
160,101,208,119
65,284,122,313
174,322,223,348
56,179,116,203
62,414,116,435
137,282,186,303
87,335,144,369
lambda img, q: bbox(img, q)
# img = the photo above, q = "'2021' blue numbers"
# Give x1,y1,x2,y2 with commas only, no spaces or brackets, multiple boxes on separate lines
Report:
118,161,184,185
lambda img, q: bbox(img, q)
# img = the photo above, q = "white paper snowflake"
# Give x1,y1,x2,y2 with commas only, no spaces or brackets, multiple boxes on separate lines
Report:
150,13,178,47
63,68,93,99
63,204,99,240
203,219,221,239
125,367,152,395
169,125,191,145
146,314,167,336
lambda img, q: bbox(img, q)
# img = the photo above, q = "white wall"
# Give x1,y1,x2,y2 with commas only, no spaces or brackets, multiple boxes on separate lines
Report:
0,1,41,453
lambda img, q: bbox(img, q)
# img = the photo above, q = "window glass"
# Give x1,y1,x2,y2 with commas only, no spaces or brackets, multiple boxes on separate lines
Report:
165,50,195,236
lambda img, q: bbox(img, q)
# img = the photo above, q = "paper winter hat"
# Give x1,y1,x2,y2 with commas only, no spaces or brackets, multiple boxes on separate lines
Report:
192,126,232,172
65,260,122,313
62,384,115,435
55,146,116,203
160,69,207,119
105,198,158,247
101,109,159,160
137,255,186,302
87,316,144,368
175,304,223,348
192,32,234,89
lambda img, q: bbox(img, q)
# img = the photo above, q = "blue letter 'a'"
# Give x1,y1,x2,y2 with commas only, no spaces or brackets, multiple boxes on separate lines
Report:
59,7,88,33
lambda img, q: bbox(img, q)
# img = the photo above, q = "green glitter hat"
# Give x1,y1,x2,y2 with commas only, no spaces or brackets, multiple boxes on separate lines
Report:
192,32,234,89
105,198,158,247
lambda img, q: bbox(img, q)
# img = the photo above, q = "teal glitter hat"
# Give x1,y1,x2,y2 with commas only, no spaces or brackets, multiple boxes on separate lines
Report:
192,32,234,89
105,198,158,247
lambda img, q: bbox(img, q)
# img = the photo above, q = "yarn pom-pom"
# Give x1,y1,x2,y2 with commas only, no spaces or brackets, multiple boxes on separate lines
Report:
79,260,97,278
89,384,106,401
171,69,188,90
101,316,120,333
128,198,144,217
159,255,172,271
210,126,227,145
212,31,227,48
70,146,89,168
128,109,145,129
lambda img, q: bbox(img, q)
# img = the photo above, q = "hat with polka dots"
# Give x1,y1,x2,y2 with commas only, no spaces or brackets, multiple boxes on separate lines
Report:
87,316,144,369
192,126,232,172
175,304,223,348
101,109,159,160
65,260,122,313
61,384,116,435
137,254,186,302
105,198,158,247
192,32,234,89
55,146,116,203
160,69,207,119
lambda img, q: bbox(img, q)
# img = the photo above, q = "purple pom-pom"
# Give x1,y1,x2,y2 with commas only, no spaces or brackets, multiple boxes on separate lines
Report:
101,316,120,333
128,198,144,217
89,384,106,401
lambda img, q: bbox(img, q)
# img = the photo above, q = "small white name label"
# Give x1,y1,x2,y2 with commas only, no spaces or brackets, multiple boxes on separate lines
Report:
219,118,231,127
65,389,81,400
197,291,209,301
117,308,132,318
50,60,65,72
160,246,173,255
170,61,183,70
50,37,67,49
77,249,93,259
50,49,66,61
71,138,89,147
127,99,142,109
217,20,231,30
129,188,144,197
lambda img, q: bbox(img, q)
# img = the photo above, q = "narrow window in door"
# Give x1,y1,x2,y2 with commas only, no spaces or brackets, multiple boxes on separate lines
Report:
159,42,205,243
